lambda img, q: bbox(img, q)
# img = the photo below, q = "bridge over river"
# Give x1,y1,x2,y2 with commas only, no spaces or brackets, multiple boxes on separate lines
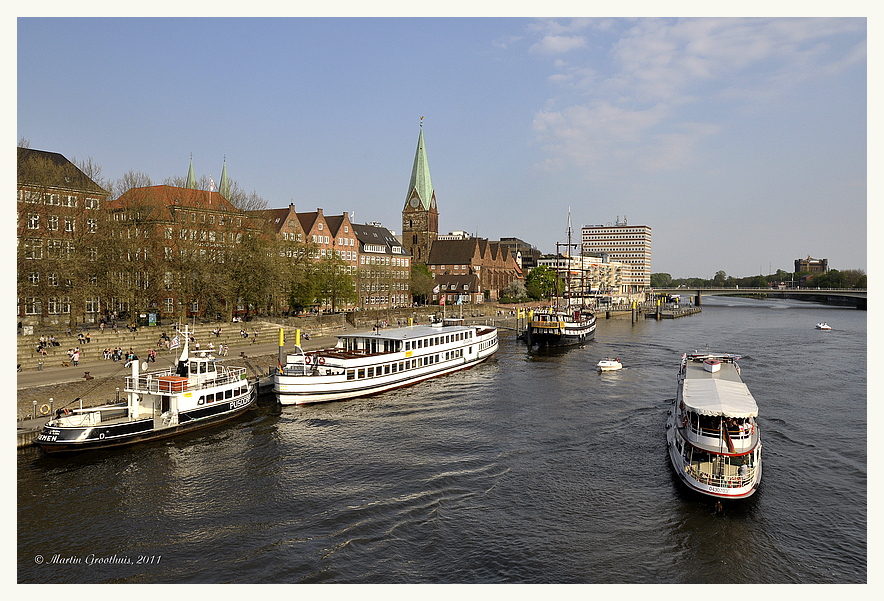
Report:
652,287,867,310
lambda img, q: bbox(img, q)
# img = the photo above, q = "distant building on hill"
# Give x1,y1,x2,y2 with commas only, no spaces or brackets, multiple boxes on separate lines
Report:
794,255,828,274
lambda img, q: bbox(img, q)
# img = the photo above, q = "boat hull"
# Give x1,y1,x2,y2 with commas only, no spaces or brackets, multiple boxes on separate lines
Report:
34,389,256,454
527,316,596,347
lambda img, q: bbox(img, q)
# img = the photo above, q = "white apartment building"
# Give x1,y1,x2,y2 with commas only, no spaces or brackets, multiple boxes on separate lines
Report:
537,253,627,298
581,218,652,293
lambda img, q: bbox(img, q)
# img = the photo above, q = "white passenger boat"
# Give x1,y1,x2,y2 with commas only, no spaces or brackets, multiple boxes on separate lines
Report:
35,326,256,453
273,318,499,405
526,308,596,346
816,322,832,330
666,352,762,499
597,358,622,371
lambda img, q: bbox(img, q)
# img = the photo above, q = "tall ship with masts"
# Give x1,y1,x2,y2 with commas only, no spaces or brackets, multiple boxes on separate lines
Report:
525,211,596,347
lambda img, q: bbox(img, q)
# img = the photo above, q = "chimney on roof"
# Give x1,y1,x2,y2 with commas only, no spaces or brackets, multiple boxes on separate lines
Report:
317,208,323,215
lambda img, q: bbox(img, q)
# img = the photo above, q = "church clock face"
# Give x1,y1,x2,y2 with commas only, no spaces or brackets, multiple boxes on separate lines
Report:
410,197,420,208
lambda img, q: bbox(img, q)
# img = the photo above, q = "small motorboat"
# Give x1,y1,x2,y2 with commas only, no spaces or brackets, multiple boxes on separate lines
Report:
816,322,832,330
703,358,721,373
597,358,622,371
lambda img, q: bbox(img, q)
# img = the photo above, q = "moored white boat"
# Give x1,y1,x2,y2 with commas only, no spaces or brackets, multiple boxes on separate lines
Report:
666,352,762,500
597,358,622,371
35,326,255,453
273,318,498,405
816,322,832,330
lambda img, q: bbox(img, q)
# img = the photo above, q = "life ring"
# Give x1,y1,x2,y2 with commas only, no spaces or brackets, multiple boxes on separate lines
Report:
304,356,312,364
198,398,205,405
39,404,50,415
318,357,326,365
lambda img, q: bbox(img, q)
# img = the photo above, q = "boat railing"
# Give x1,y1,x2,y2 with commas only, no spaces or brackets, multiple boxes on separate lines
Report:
686,465,756,488
282,364,347,377
126,365,248,393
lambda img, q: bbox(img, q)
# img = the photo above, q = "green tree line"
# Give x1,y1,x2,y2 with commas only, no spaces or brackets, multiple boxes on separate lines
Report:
651,268,866,289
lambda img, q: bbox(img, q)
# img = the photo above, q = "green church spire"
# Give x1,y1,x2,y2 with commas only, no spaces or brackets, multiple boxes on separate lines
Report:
405,118,434,210
185,155,197,189
219,156,230,199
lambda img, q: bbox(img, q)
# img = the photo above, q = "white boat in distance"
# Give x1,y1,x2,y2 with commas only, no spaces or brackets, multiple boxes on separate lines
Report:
597,358,622,371
666,352,762,500
816,322,832,330
35,326,256,453
273,318,499,405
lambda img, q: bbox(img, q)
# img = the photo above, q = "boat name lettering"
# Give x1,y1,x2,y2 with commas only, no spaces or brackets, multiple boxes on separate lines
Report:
36,433,58,442
230,396,250,409
707,486,725,494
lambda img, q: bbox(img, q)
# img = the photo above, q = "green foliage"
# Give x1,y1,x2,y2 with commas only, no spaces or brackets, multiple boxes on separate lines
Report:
525,265,558,300
650,273,672,287
410,263,435,304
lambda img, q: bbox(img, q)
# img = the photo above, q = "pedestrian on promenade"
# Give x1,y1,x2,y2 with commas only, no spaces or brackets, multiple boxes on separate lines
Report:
72,349,80,366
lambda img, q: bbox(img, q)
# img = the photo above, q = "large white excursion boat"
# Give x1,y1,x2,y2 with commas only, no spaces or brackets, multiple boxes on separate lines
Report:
35,326,256,453
525,308,596,347
273,318,499,405
666,352,762,499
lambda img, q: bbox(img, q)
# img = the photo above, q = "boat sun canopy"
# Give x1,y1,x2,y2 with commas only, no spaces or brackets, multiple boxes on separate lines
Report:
682,379,758,417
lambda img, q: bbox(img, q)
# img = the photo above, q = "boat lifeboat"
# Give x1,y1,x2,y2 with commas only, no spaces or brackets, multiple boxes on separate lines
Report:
597,358,622,371
703,359,721,373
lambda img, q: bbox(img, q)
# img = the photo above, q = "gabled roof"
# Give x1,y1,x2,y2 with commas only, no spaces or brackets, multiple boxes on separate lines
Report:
110,185,240,218
324,213,348,237
434,274,481,291
352,222,410,256
17,148,108,195
296,210,324,234
404,126,435,210
426,238,480,265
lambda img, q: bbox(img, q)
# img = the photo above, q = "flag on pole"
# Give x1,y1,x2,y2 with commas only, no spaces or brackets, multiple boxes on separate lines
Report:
169,335,180,351
433,285,440,294
440,295,446,306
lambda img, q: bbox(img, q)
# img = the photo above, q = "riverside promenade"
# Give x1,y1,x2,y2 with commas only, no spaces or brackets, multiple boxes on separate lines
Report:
15,310,519,448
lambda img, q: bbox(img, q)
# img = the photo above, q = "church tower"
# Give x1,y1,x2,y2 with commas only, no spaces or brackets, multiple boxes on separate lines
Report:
401,119,439,263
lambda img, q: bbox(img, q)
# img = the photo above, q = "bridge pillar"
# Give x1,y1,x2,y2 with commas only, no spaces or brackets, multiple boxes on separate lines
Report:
694,293,702,307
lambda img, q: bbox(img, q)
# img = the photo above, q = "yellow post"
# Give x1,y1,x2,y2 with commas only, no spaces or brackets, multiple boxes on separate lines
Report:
277,328,286,373
408,317,413,326
295,328,301,347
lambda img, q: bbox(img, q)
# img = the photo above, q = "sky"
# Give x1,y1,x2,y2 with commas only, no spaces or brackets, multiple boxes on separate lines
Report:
14,12,868,280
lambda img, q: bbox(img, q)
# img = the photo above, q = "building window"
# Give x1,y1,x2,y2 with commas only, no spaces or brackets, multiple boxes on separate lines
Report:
165,297,174,313
28,272,39,285
27,213,39,229
86,218,97,233
24,298,41,315
48,272,59,287
85,197,99,209
24,239,43,259
64,217,75,232
85,297,100,313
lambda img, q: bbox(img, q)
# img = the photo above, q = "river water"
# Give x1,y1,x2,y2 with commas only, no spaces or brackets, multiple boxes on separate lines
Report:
17,297,867,583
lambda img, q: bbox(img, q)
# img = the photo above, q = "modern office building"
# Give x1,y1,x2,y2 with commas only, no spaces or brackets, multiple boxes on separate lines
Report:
581,217,651,293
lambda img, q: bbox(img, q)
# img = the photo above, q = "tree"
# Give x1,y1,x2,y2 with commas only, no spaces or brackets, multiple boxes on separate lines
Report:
525,265,558,300
501,279,528,301
410,263,435,305
315,256,358,312
650,273,672,287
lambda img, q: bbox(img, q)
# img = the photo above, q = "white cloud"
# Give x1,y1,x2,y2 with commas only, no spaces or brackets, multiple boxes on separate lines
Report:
527,17,865,174
530,35,587,54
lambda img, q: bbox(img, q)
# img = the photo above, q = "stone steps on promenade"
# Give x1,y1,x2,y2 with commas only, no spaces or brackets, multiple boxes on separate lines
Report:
16,321,316,371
